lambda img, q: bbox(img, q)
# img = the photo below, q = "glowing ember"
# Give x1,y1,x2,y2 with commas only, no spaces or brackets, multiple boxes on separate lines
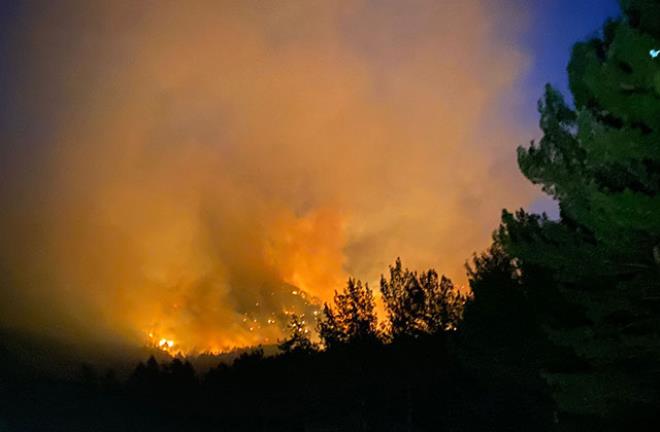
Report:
139,289,324,354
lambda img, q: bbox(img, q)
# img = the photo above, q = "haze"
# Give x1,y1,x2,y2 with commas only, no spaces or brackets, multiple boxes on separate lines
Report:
0,0,536,353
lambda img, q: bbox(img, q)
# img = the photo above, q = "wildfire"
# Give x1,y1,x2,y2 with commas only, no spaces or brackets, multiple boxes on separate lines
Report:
146,332,180,355
142,291,323,355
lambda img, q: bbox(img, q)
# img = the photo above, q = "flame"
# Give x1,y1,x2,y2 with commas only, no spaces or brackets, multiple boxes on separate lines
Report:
145,332,180,355
158,338,174,349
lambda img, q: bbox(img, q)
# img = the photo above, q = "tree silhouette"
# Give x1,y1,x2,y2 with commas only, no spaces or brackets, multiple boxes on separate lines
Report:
318,303,343,349
461,241,558,430
130,355,161,389
380,258,466,340
318,278,379,348
232,347,265,369
421,271,466,333
163,358,196,393
278,313,317,354
380,258,425,338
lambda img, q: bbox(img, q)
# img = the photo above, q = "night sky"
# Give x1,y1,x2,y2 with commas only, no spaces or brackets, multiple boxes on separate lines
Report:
523,0,621,216
523,0,620,106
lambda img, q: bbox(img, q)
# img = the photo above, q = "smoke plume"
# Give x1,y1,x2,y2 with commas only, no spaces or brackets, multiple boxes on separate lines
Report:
0,0,535,353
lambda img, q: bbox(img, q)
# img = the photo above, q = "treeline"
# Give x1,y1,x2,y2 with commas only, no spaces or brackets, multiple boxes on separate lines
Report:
60,252,560,432
294,257,467,351
117,259,477,431
0,252,560,431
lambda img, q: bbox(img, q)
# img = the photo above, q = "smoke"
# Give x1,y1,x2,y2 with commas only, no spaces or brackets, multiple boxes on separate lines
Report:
0,0,535,352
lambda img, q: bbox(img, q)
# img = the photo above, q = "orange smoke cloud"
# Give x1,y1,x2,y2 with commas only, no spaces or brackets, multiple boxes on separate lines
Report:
0,0,535,353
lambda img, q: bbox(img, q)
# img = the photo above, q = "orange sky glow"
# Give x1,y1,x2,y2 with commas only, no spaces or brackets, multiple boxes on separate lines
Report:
0,0,537,354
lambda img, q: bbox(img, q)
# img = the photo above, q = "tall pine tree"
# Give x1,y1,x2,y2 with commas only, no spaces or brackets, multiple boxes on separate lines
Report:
380,258,465,340
318,278,379,348
498,1,660,428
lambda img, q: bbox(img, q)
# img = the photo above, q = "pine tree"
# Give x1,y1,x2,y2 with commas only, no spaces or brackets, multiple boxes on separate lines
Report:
421,271,465,333
459,242,557,431
499,1,660,427
279,313,317,354
380,258,466,339
380,258,426,338
318,303,343,349
318,278,379,348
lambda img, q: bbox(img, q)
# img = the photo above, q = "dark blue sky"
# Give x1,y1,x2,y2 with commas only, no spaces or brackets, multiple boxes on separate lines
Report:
522,0,621,216
523,0,620,107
